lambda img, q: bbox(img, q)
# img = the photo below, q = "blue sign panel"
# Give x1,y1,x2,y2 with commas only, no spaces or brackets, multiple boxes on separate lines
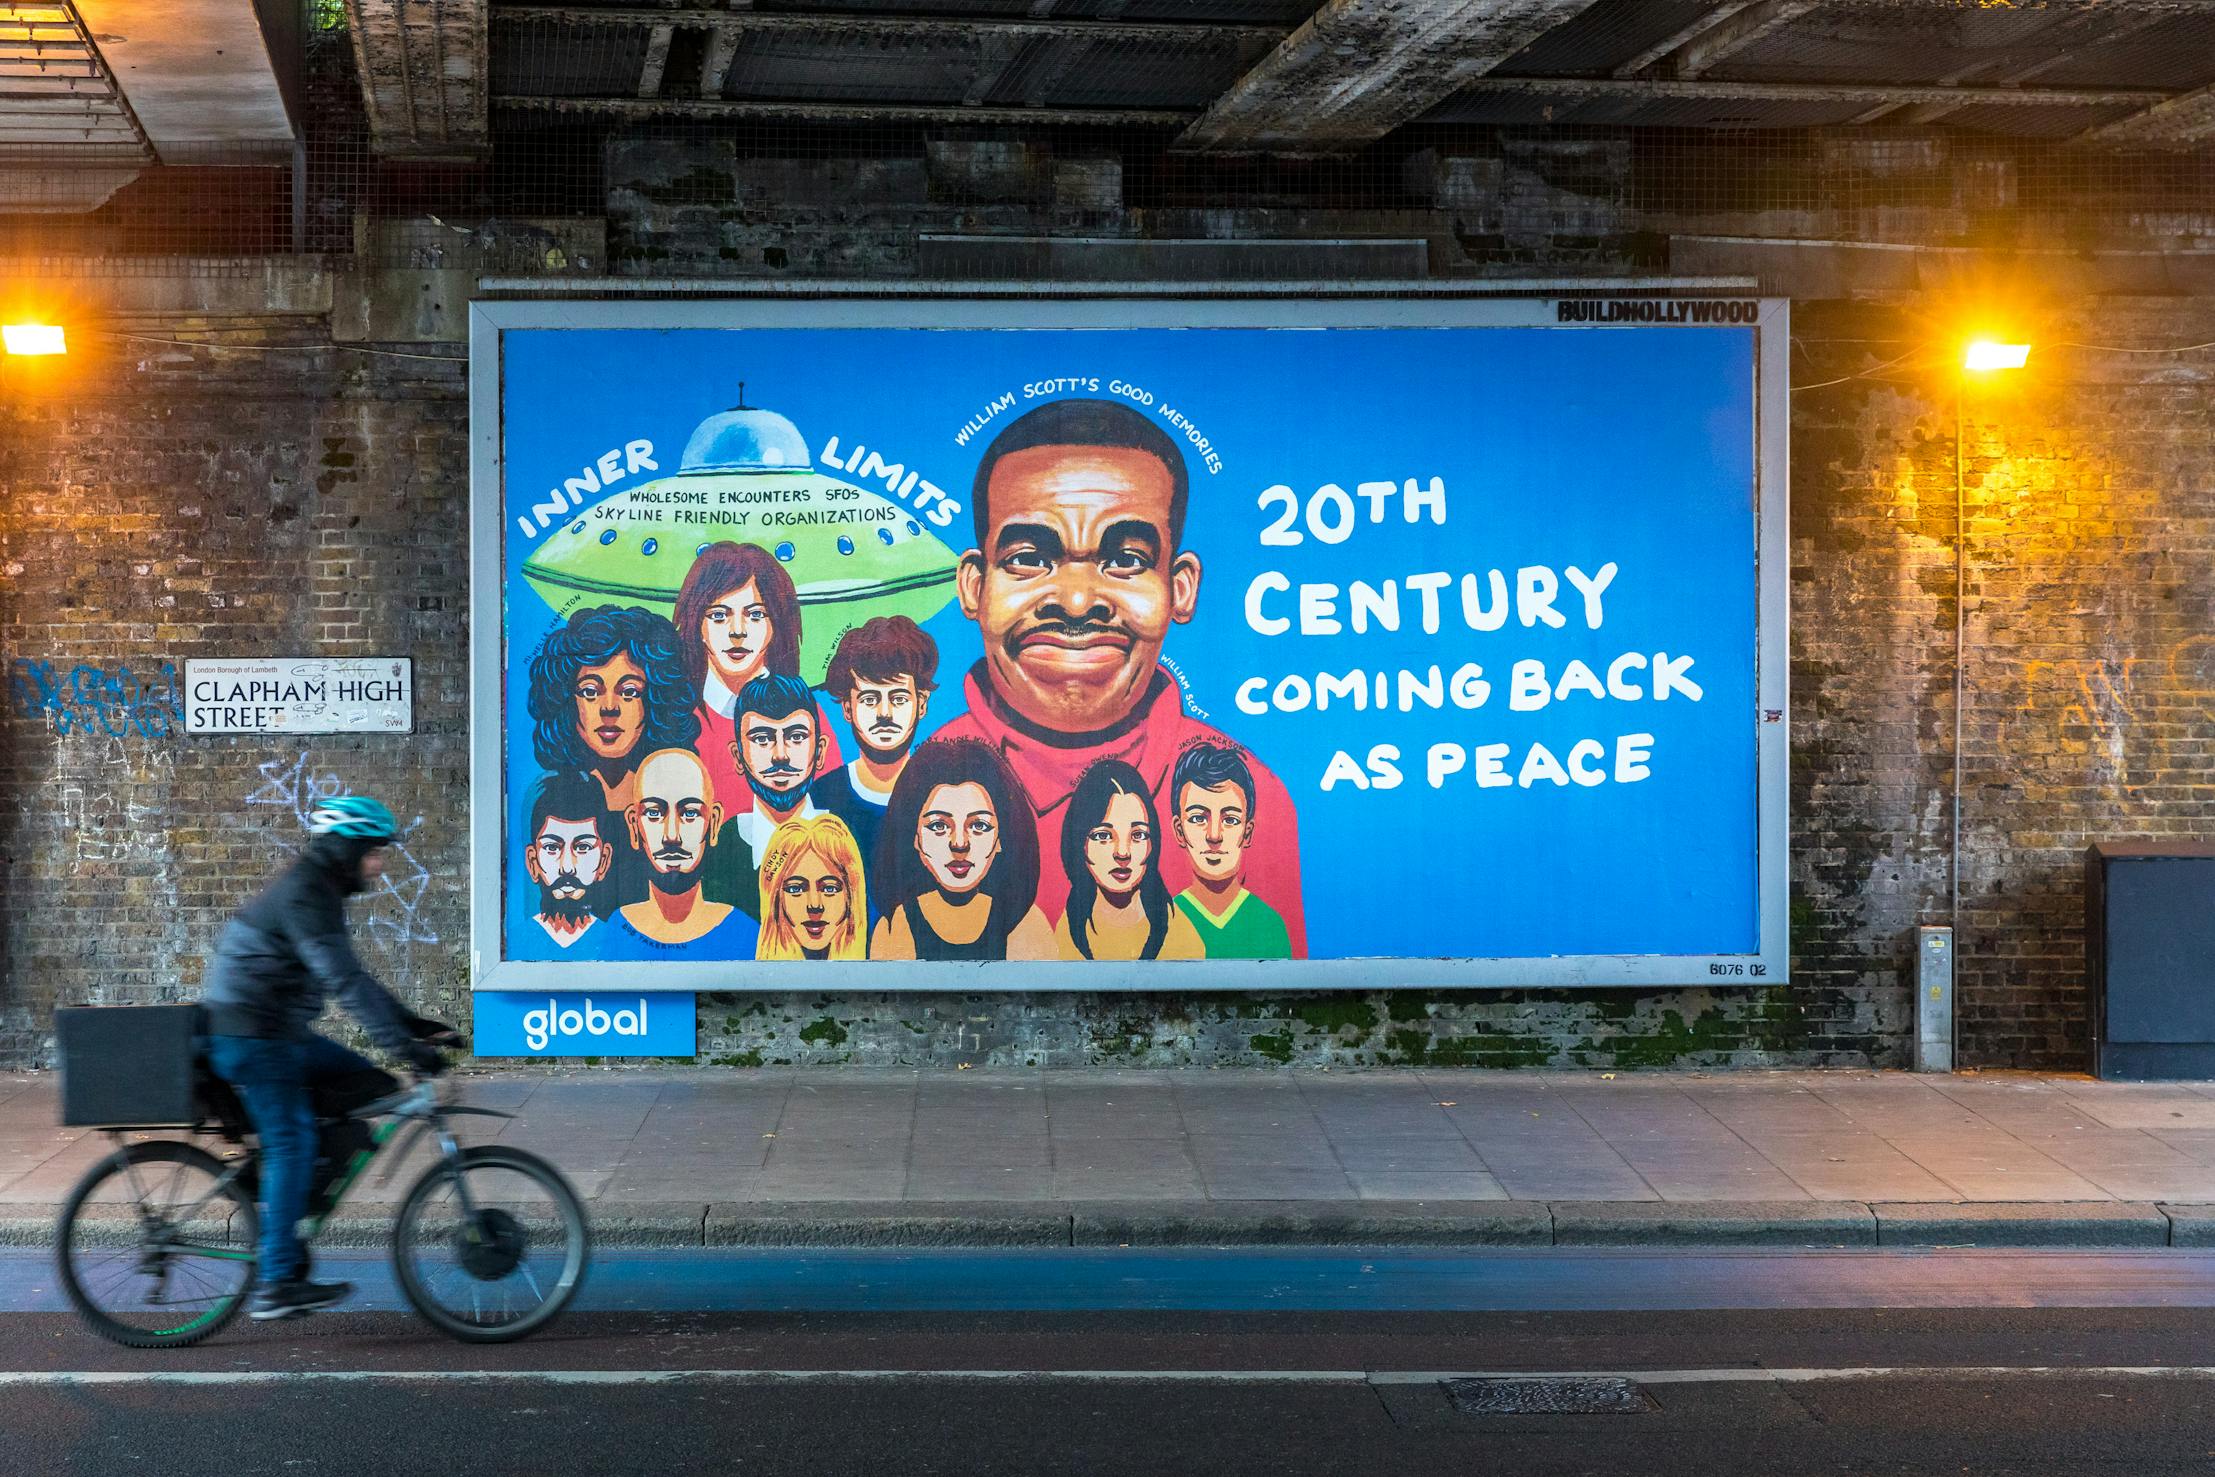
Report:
473,991,696,1057
472,297,1787,990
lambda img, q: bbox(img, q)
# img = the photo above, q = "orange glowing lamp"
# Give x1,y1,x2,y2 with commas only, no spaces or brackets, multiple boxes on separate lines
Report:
2,323,66,356
1964,339,2030,373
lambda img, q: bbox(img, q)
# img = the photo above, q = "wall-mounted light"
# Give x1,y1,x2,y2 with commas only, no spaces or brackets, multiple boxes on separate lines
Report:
2,323,66,356
1964,339,2030,373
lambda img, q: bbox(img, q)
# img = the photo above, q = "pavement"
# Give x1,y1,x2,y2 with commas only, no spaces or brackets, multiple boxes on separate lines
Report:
12,1066,2215,1248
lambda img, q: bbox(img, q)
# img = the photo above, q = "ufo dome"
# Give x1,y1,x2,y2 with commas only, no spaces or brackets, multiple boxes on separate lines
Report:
679,401,811,473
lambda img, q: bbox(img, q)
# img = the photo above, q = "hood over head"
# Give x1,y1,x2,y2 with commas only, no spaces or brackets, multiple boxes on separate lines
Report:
305,832,386,895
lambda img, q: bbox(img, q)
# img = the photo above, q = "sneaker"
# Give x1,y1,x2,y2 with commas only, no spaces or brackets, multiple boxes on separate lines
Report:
249,1279,354,1321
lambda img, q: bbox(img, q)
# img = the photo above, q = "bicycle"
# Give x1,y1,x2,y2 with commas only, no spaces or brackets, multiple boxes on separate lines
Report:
53,1055,591,1349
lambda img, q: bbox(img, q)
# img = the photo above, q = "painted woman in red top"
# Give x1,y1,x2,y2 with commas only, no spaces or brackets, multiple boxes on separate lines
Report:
933,399,1306,956
671,540,842,823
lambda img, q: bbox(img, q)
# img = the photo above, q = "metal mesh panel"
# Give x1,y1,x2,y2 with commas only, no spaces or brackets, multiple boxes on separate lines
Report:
0,0,2210,285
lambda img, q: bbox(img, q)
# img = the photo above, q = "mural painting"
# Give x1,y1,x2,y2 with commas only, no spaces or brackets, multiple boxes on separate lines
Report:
488,314,1778,983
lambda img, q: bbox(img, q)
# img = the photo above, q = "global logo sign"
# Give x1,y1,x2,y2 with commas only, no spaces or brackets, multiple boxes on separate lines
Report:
473,991,695,1058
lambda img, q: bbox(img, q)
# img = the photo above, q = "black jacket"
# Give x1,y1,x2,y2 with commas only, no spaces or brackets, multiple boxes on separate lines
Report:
199,835,416,1054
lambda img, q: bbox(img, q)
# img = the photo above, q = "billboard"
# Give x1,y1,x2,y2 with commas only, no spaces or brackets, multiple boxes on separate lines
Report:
470,295,1787,990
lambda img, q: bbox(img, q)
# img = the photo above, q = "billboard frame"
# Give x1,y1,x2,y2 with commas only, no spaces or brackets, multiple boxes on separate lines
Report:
469,288,1789,992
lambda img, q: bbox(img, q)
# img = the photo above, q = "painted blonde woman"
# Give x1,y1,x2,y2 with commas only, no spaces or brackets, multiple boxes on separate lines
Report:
756,813,868,961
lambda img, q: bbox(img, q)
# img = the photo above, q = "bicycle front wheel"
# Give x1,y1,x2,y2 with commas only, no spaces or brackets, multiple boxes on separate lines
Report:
391,1145,589,1343
55,1140,259,1349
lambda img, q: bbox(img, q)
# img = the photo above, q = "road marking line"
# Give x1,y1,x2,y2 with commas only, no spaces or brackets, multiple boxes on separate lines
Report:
5,1366,2215,1387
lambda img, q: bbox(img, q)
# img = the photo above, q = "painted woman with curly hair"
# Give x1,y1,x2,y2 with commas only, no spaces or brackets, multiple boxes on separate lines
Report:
525,604,700,916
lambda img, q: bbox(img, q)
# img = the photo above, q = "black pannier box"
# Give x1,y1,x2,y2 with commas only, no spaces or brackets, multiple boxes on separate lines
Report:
55,1005,202,1127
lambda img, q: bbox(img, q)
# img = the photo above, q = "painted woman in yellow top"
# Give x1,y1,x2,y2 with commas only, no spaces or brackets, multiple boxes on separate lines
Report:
756,813,868,961
1052,758,1204,962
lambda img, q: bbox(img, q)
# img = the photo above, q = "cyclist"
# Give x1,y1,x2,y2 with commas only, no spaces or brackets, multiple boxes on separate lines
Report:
200,794,451,1321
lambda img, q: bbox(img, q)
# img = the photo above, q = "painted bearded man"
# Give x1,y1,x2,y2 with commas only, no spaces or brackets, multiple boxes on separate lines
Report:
522,771,614,948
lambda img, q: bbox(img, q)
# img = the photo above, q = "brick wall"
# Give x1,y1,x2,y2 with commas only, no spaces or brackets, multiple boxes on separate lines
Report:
5,138,2213,1071
0,331,475,1064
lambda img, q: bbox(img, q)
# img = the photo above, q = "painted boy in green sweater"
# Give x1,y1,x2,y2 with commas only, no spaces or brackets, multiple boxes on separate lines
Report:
1168,742,1292,960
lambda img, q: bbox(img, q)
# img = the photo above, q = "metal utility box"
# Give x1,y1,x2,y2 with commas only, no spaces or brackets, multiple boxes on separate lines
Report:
1914,926,1954,1073
54,1005,202,1127
2086,844,2215,1080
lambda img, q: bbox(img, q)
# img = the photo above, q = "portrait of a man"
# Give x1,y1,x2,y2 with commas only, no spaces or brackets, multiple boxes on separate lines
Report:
811,614,938,871
705,672,826,915
522,772,614,949
617,747,742,947
935,398,1305,954
1168,742,1290,960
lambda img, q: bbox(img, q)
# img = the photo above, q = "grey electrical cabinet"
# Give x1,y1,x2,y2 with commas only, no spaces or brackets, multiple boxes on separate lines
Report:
2087,844,2215,1080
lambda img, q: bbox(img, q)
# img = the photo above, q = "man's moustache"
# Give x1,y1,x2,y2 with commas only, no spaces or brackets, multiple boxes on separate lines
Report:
653,846,691,861
869,721,901,735
761,762,802,777
1025,618,1129,638
1007,618,1134,653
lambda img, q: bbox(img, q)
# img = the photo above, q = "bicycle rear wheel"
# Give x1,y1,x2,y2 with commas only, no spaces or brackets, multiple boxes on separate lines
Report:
55,1140,258,1349
391,1145,589,1343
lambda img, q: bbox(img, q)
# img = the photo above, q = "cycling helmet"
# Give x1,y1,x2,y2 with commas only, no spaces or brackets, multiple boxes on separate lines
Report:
307,794,399,841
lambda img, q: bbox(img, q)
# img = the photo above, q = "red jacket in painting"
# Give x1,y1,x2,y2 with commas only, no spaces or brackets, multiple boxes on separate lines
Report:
932,663,1307,957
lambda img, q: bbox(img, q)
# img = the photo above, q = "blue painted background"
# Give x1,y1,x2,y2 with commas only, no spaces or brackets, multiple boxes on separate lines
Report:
501,325,1759,961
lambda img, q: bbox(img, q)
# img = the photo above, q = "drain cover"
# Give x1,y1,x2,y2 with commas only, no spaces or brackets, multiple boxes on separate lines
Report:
1443,1376,1655,1415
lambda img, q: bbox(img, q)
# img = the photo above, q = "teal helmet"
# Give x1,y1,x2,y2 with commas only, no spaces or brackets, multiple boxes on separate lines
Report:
307,794,399,841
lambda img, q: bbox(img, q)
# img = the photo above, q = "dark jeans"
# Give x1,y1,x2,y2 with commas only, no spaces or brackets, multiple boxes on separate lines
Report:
203,1034,393,1284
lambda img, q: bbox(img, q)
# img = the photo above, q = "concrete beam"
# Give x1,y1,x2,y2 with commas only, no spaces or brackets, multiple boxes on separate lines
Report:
345,0,486,158
1611,2,1758,79
1860,11,2170,126
2075,80,2215,148
1660,0,1816,79
697,26,737,100
1177,0,1603,155
1454,75,2170,109
71,0,291,155
495,95,1192,128
0,162,140,209
635,22,671,99
493,8,1285,46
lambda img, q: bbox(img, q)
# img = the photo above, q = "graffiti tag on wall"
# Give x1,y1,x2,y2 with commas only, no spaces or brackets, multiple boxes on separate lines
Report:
7,659,183,739
241,751,440,956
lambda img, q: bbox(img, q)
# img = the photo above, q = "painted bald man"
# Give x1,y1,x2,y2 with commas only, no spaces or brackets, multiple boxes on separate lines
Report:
616,746,747,948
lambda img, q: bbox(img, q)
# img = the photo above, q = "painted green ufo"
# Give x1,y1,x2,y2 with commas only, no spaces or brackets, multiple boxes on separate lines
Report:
521,397,960,683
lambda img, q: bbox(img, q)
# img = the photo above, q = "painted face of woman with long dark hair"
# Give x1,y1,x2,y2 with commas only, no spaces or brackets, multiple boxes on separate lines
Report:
917,781,1000,897
701,578,774,691
574,652,647,762
1082,788,1153,904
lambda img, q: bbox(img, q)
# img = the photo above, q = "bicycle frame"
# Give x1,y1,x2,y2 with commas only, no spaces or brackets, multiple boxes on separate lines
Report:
104,1074,517,1252
307,1078,515,1239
